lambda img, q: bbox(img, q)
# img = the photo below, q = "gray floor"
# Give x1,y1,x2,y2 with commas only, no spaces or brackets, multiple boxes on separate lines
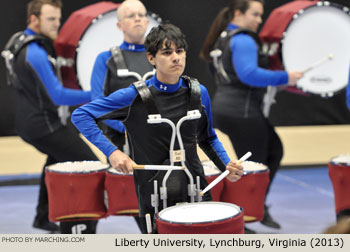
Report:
0,166,337,234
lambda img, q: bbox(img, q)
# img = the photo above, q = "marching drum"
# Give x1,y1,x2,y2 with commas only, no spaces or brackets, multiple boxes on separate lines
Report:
156,202,244,234
55,1,162,91
104,168,139,216
260,1,350,97
45,161,108,222
221,161,269,222
202,160,224,201
328,154,350,217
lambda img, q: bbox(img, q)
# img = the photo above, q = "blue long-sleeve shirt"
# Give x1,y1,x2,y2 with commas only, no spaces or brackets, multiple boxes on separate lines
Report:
25,28,91,105
228,24,288,87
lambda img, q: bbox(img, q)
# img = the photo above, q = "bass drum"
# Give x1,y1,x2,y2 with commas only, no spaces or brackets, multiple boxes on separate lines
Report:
260,1,350,97
55,1,161,91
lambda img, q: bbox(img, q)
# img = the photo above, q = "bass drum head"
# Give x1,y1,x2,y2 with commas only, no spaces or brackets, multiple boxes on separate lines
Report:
282,2,350,97
76,11,161,91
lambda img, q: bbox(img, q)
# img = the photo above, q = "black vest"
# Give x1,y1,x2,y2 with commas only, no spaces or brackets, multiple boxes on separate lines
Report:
213,28,269,104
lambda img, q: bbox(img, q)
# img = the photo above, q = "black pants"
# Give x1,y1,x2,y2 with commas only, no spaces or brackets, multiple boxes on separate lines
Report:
22,123,99,233
213,113,283,197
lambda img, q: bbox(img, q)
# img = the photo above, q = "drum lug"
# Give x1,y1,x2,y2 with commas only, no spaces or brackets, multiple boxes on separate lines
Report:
188,184,196,199
160,187,167,201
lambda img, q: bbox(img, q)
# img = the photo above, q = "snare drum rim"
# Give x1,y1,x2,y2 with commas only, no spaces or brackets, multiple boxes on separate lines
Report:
106,168,133,176
45,161,109,174
279,2,350,97
329,154,350,166
242,161,268,175
157,202,242,225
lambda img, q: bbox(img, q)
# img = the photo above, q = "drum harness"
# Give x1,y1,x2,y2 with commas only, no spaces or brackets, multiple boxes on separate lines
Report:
110,46,155,81
133,76,204,214
209,28,277,118
1,31,73,125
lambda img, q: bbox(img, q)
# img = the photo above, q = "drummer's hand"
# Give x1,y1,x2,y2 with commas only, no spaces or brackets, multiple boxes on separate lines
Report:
225,160,244,182
288,71,304,85
108,149,134,174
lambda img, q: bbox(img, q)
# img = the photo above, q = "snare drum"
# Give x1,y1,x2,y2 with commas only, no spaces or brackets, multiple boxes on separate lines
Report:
104,168,139,216
221,161,269,222
55,2,161,91
260,1,350,97
328,154,350,216
202,160,224,201
45,161,108,222
156,202,244,234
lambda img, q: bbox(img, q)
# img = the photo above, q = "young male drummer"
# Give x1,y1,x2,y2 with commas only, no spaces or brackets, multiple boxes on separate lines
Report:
72,23,244,234
5,0,99,233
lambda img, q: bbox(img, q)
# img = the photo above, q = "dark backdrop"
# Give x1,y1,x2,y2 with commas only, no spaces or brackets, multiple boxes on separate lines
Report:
1,0,349,136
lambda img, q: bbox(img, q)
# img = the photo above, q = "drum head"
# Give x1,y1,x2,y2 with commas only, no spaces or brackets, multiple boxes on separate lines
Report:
330,154,350,166
282,3,350,97
76,12,161,91
242,161,268,173
158,202,241,224
46,161,109,173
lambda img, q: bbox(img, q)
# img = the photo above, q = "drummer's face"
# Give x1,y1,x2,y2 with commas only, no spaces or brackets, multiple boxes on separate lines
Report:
37,4,61,40
240,1,263,32
147,41,186,84
117,2,149,44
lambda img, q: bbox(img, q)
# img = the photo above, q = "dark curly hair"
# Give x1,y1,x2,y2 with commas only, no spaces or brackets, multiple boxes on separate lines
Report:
144,23,188,57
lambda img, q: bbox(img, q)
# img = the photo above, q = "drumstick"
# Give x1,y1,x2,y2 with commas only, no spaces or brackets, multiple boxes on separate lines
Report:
302,54,334,74
132,164,185,170
145,213,152,234
200,152,252,196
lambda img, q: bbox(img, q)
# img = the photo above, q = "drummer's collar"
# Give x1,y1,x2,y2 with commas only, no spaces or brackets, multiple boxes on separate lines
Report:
120,41,145,52
150,75,184,93
227,23,239,31
25,28,37,36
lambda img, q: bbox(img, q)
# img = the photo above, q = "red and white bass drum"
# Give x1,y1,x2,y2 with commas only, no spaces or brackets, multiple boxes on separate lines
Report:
55,1,161,91
260,0,350,97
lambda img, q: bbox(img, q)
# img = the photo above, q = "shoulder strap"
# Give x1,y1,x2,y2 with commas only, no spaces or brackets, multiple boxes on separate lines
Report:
182,75,202,111
2,32,55,87
110,46,127,69
133,77,202,116
133,80,159,115
210,28,261,84
226,28,261,46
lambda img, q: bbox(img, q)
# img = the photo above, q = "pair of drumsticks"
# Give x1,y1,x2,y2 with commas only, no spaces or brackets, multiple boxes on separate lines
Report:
132,151,252,196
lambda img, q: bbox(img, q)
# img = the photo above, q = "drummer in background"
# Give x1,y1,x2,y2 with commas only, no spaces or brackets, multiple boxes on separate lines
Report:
6,0,99,234
200,0,303,232
90,0,153,231
72,23,244,234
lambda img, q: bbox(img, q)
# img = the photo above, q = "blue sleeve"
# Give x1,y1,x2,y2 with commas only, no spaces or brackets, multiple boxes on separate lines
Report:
90,51,125,133
231,34,289,87
72,85,138,157
197,85,231,170
26,43,91,105
347,73,350,111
